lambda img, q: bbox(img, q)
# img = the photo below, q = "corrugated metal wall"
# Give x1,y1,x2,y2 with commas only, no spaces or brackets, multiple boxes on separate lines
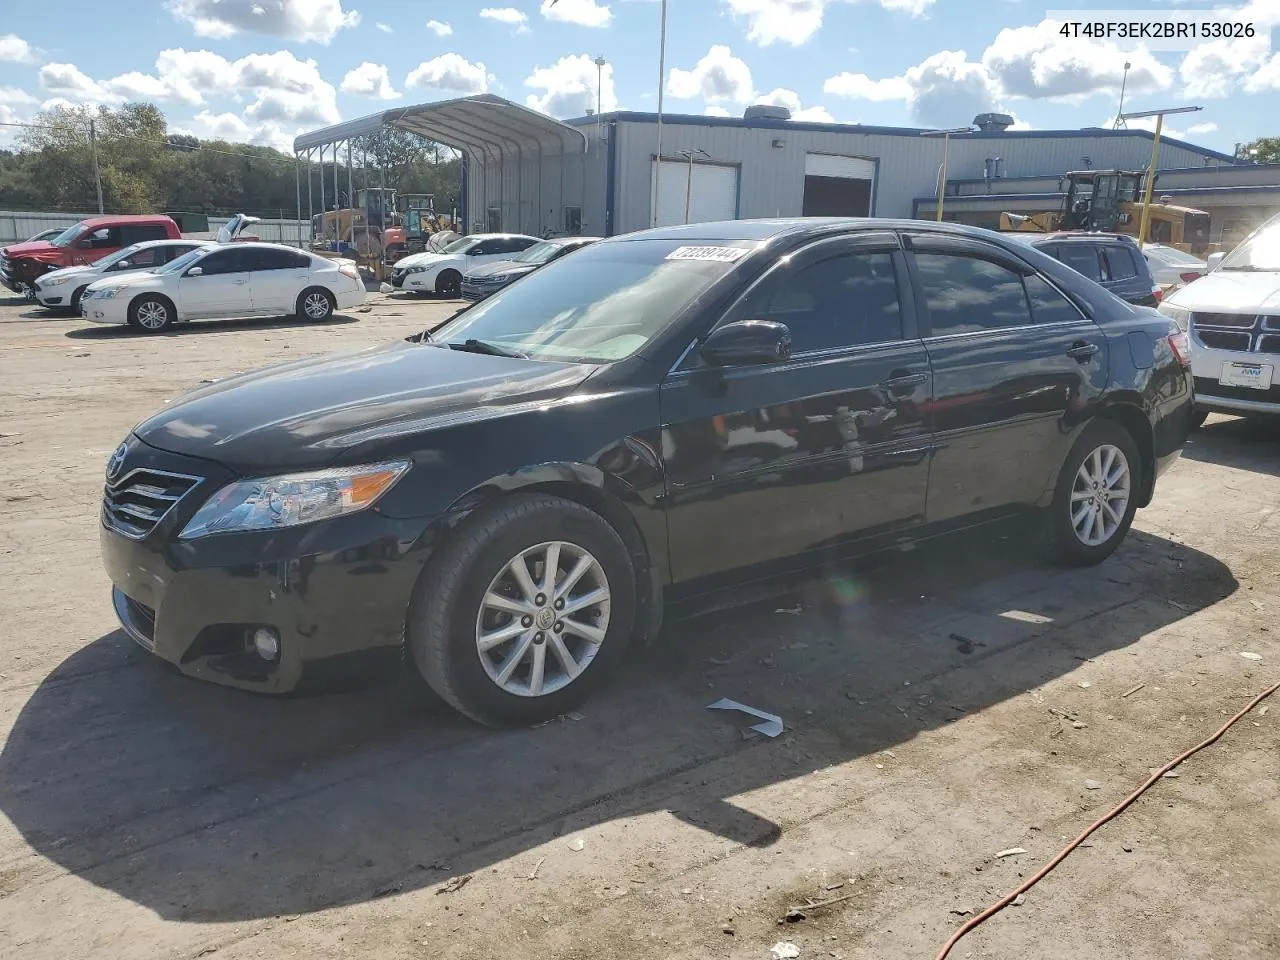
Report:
462,140,593,238
0,211,309,246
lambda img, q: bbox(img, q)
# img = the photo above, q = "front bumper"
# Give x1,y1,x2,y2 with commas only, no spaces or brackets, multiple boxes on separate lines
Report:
101,437,435,694
82,296,129,325
1190,338,1280,417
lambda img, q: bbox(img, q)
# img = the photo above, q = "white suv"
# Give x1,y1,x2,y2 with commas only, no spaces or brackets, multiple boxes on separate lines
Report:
1160,212,1280,424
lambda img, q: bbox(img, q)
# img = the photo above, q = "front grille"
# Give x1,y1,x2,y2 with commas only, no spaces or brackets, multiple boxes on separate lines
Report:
125,597,156,641
391,272,404,288
1192,312,1280,355
102,468,201,540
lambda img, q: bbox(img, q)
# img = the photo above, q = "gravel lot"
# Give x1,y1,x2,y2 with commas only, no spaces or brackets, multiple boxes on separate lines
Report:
0,291,1276,960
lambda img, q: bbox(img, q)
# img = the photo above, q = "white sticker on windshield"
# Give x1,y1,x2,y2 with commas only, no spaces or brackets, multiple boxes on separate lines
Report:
665,245,748,263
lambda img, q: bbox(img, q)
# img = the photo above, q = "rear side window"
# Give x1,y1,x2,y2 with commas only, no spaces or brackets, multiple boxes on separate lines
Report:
122,247,163,268
120,224,170,245
243,248,309,270
1102,245,1139,280
914,253,1032,336
506,237,538,253
1024,274,1080,325
1054,245,1103,282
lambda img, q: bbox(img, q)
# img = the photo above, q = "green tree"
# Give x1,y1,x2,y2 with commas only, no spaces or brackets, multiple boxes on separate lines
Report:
1240,137,1280,163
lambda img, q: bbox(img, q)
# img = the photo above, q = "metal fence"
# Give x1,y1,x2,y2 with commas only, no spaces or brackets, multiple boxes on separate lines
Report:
0,210,309,247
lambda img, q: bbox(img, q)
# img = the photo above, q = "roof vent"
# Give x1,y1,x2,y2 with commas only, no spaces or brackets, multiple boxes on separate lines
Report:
744,104,791,122
973,112,1014,132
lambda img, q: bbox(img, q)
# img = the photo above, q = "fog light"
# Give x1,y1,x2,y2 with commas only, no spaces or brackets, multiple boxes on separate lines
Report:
252,627,280,661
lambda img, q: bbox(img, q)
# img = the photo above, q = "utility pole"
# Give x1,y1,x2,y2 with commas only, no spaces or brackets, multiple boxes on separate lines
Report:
88,117,104,214
679,148,710,223
652,0,668,227
920,126,974,222
1113,62,1132,129
593,56,607,145
1117,105,1202,248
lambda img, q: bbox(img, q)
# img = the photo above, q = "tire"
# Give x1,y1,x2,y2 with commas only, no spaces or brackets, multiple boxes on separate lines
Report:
297,287,334,322
1044,419,1142,567
129,295,173,333
408,493,637,726
435,269,461,299
1188,408,1209,430
70,286,87,312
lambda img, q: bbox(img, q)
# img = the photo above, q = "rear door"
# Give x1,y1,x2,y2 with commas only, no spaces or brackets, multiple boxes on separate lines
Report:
244,247,311,314
177,247,253,318
903,234,1109,522
660,233,933,584
1099,242,1155,305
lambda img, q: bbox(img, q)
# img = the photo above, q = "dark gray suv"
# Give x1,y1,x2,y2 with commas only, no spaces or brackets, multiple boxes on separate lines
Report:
1009,233,1163,307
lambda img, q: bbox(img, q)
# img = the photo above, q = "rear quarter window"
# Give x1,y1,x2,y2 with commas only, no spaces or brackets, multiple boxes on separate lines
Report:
1102,245,1139,281
1055,245,1103,282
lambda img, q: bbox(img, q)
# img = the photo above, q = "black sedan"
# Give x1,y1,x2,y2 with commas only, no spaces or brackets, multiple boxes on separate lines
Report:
460,235,600,301
100,218,1194,726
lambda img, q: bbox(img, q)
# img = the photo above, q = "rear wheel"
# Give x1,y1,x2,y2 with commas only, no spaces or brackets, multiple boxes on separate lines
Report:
435,269,461,299
408,494,636,726
1044,420,1142,566
129,295,173,333
297,287,334,321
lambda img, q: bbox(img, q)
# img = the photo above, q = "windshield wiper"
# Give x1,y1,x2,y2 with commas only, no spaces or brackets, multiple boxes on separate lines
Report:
449,338,528,359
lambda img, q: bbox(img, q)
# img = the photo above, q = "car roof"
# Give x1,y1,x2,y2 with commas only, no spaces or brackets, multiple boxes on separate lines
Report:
611,217,1072,246
549,236,602,245
79,215,175,228
1026,232,1138,245
129,238,214,249
468,233,540,240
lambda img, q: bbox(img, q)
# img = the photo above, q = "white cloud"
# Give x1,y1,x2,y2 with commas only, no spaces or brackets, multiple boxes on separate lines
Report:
1180,36,1272,98
480,7,529,29
427,19,453,36
0,87,38,106
983,21,1171,101
753,87,833,121
0,34,34,63
540,0,613,27
903,50,1004,127
1245,53,1280,92
38,63,124,105
1187,122,1218,135
525,53,618,117
668,45,754,103
341,62,400,100
376,22,392,33
167,0,360,43
406,54,489,94
181,110,253,141
104,72,174,101
722,0,933,47
823,72,911,102
704,105,733,116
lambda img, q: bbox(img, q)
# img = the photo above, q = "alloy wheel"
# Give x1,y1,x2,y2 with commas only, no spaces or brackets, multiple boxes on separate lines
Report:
303,292,330,319
1070,443,1131,547
475,540,611,697
136,301,169,330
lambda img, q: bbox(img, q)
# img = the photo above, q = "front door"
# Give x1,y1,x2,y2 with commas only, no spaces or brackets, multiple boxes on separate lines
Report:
660,233,933,586
902,233,1109,523
178,247,253,319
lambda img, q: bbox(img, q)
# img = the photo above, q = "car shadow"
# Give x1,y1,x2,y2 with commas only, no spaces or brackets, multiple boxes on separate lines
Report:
61,314,362,339
1181,414,1280,477
0,528,1235,924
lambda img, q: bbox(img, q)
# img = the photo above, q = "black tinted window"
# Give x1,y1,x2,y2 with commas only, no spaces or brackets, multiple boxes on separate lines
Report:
915,253,1032,336
122,247,162,267
507,237,538,253
165,245,198,261
1024,274,1080,325
738,251,902,353
120,225,169,245
1054,245,1103,282
244,247,307,270
1103,245,1138,280
196,249,245,275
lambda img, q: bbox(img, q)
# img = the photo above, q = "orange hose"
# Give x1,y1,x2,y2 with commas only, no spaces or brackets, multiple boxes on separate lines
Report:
934,678,1280,960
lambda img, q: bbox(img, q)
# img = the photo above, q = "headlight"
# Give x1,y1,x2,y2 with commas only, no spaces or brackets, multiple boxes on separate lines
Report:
179,460,410,538
1158,302,1191,331
43,275,71,287
97,285,129,300
404,265,429,274
486,274,512,283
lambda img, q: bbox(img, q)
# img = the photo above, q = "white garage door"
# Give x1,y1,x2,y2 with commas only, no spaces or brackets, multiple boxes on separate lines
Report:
651,160,738,227
805,153,876,179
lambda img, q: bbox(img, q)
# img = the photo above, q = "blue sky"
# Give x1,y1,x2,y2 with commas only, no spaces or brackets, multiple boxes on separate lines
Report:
0,0,1274,154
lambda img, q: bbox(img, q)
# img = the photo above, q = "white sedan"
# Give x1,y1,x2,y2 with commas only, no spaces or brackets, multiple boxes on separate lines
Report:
80,243,365,333
34,239,212,310
389,233,539,296
1144,243,1208,288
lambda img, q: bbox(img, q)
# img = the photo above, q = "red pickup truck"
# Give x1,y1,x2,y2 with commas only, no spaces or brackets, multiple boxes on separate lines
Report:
1,214,180,296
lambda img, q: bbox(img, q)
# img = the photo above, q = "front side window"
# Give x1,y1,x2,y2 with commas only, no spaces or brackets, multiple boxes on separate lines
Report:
735,250,902,353
118,247,162,268
914,253,1032,336
195,249,246,275
1024,274,1080,325
95,244,144,270
49,224,86,248
155,248,208,275
430,238,754,363
512,241,563,264
442,237,480,255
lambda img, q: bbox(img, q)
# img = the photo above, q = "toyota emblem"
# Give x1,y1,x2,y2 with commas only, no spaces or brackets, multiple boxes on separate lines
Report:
106,443,128,482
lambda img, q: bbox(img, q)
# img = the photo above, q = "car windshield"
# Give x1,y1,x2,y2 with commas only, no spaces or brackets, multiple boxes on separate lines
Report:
49,224,86,248
94,244,145,269
1148,245,1202,266
154,247,208,275
511,241,564,264
429,239,756,363
1218,216,1280,271
442,237,480,254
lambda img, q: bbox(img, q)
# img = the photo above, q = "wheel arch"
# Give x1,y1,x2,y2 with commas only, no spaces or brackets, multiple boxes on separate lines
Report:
128,290,177,321
1093,399,1156,507
441,461,667,643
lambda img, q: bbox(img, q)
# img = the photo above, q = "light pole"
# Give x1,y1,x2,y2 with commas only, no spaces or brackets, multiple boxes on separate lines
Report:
678,147,710,223
593,56,607,143
1117,105,1202,247
1113,62,1132,129
920,126,974,222
653,0,669,227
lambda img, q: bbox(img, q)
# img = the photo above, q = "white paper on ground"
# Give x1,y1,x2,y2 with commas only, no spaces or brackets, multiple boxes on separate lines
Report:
706,698,784,738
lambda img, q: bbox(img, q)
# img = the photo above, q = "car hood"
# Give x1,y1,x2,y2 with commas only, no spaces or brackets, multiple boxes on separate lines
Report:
1167,269,1280,311
395,251,458,269
39,264,96,283
1,240,60,261
85,271,161,292
133,340,596,472
465,259,538,280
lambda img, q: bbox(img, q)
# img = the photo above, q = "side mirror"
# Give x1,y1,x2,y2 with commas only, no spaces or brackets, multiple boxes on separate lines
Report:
186,266,204,277
701,320,792,367
1205,251,1225,271
115,260,131,270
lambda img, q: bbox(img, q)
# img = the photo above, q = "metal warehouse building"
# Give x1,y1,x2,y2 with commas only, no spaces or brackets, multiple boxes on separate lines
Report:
295,94,1280,246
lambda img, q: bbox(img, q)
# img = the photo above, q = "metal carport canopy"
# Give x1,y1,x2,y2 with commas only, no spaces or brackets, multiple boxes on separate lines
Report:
291,94,588,158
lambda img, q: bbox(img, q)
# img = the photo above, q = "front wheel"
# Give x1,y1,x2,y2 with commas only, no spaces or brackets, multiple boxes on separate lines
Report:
408,494,637,726
435,269,461,299
129,295,173,333
1044,420,1142,566
297,288,334,321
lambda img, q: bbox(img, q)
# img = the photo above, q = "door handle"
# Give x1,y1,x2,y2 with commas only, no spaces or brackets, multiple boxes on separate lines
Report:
233,279,248,285
1067,341,1099,363
880,371,928,390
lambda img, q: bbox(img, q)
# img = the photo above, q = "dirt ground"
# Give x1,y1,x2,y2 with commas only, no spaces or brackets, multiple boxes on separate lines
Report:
0,291,1276,960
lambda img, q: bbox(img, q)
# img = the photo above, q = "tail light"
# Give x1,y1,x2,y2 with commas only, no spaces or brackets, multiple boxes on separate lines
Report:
1179,271,1201,285
1168,328,1191,368
338,262,360,280
1152,284,1163,303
